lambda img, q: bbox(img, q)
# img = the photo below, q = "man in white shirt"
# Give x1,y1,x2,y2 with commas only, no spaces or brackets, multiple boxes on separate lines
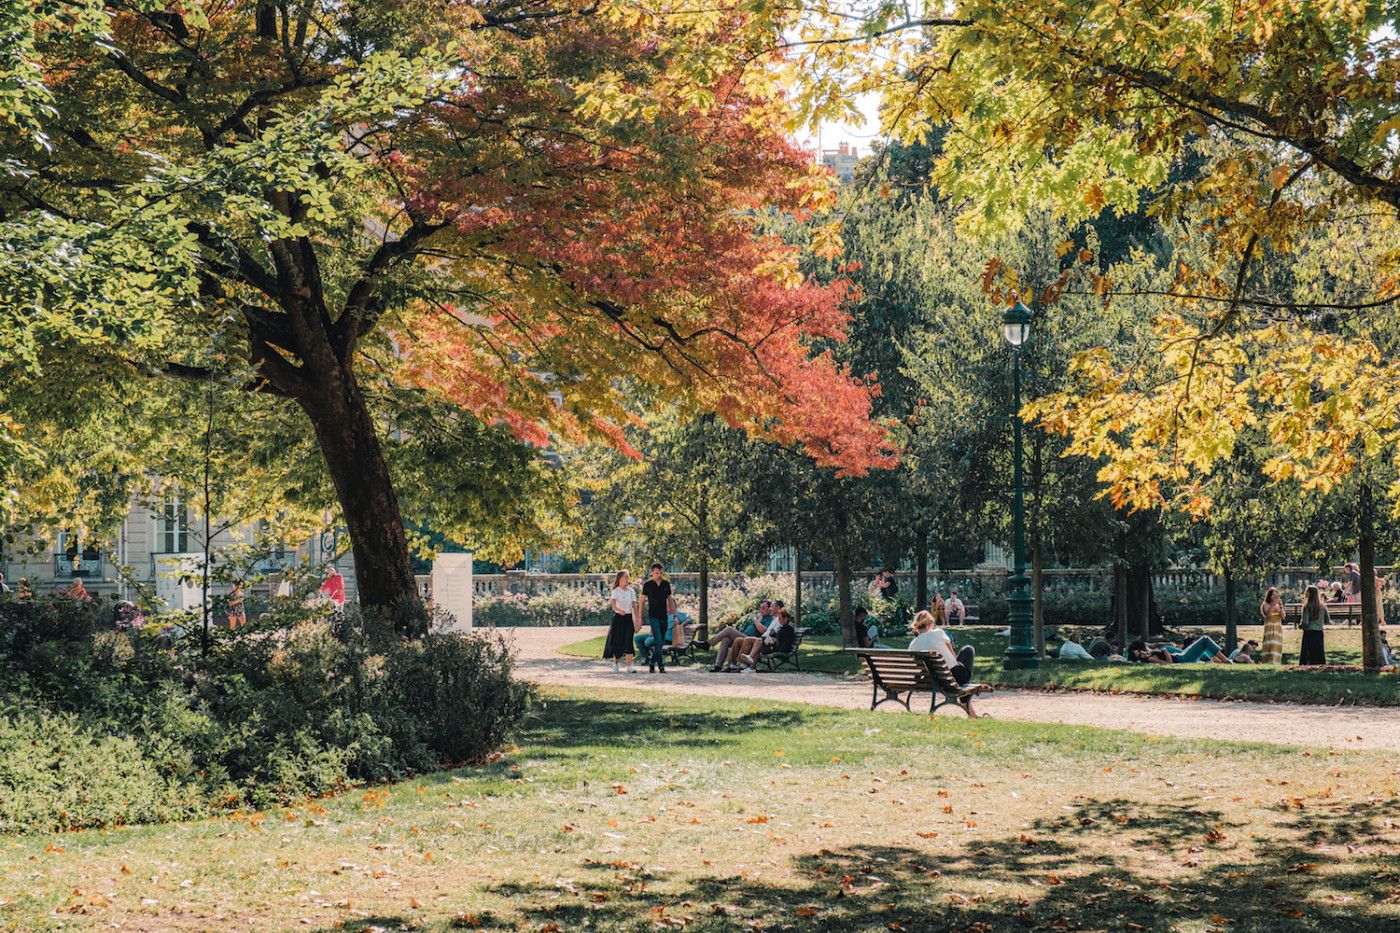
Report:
946,590,965,625
907,611,975,684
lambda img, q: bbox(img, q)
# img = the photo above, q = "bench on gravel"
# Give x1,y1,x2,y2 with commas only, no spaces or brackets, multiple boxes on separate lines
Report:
846,648,992,717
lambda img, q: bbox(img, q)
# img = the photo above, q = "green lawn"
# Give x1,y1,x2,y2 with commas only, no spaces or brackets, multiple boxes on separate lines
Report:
561,626,1400,706
4,686,1396,931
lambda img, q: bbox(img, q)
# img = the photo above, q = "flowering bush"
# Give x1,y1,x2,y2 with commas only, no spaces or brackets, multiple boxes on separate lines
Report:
474,586,614,627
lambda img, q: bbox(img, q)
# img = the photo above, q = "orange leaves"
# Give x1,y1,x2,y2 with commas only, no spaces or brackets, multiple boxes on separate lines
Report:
387,28,894,475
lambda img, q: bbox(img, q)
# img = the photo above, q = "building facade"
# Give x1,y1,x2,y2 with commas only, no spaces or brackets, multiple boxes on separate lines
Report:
2,496,357,608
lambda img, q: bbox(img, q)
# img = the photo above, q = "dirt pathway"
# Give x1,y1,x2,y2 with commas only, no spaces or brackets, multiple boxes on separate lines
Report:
505,626,1400,751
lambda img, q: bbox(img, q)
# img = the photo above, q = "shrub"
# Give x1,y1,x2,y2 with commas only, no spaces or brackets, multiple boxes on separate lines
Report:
0,596,531,832
474,587,610,627
0,704,203,833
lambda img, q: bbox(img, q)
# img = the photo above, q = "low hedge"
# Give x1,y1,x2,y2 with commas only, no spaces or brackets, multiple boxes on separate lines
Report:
0,596,530,833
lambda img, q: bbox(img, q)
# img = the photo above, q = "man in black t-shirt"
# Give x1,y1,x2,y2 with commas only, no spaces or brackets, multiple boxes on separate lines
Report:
640,563,675,673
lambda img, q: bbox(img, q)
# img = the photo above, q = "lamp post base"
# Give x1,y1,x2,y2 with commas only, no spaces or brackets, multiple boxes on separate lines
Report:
1002,575,1038,670
1002,645,1040,670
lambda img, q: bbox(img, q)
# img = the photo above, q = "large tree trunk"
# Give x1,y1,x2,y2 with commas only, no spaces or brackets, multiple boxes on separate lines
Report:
915,524,929,611
1359,482,1383,671
1031,541,1045,658
1113,562,1128,648
697,487,710,642
302,364,419,619
1223,567,1237,652
836,550,855,647
793,545,802,624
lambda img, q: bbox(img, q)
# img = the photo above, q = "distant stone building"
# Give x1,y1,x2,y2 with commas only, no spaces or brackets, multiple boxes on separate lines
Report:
2,495,356,608
819,141,861,183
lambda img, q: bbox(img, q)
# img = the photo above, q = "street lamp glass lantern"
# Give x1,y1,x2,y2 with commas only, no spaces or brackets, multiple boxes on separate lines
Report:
1002,301,1032,348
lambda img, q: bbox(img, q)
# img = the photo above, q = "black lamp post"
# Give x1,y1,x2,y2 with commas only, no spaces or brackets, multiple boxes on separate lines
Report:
1002,299,1038,670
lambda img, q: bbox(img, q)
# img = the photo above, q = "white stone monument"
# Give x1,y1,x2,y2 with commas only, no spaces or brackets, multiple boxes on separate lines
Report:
431,552,474,631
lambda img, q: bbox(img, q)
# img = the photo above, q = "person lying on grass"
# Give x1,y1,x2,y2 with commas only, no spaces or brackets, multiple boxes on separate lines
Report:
1229,640,1260,663
908,610,976,685
1128,635,1232,664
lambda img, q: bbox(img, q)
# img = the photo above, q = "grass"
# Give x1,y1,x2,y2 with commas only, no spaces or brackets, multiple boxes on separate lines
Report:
560,626,1400,706
3,686,1396,931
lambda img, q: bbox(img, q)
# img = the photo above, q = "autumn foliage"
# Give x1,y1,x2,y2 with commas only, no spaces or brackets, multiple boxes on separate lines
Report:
391,33,893,473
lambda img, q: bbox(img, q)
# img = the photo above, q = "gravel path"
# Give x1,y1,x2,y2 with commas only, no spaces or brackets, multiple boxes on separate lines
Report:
507,625,1400,751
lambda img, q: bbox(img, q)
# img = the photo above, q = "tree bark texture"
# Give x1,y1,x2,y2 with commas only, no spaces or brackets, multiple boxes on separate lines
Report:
1359,482,1383,671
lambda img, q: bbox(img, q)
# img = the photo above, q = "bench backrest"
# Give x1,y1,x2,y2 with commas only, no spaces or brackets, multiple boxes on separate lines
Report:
916,650,964,693
1284,601,1362,622
852,649,933,691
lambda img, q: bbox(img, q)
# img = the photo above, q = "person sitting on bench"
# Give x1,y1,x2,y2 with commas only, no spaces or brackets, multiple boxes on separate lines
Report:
854,607,884,648
730,608,797,673
708,600,774,672
947,590,966,625
907,610,976,685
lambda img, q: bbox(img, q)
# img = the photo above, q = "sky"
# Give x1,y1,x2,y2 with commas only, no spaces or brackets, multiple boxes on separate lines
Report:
794,92,883,157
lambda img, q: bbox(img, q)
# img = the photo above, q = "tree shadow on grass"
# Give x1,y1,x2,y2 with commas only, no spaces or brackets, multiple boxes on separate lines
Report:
467,796,1399,932
513,695,818,756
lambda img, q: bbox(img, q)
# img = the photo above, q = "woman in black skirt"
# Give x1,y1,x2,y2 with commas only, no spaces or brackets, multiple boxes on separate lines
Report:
603,570,637,673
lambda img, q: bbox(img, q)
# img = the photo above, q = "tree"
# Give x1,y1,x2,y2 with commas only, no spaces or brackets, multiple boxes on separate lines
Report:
6,0,892,615
569,412,776,635
792,2,1400,664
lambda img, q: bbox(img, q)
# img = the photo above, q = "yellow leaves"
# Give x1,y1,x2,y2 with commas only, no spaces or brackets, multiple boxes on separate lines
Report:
1373,115,1400,145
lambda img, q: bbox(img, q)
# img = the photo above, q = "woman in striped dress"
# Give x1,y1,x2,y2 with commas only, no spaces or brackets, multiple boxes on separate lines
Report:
1259,587,1285,664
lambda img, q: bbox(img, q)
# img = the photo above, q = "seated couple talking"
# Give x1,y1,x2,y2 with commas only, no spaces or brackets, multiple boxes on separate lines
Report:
708,600,796,673
908,610,976,685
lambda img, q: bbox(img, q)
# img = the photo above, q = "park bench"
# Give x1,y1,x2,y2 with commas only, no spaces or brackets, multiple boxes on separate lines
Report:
658,621,704,666
846,648,991,717
1282,602,1365,627
952,603,979,625
759,627,809,672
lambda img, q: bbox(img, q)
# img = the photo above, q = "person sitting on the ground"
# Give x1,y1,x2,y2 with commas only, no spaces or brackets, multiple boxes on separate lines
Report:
1058,631,1095,661
707,601,771,672
908,610,976,685
1087,635,1114,659
1228,639,1259,663
947,590,966,625
1381,630,1396,668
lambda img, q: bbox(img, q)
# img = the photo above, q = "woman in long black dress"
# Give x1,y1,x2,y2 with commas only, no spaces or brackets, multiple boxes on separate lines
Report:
603,570,637,673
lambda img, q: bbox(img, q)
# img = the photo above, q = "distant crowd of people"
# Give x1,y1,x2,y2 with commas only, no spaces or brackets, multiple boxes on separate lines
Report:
603,565,796,674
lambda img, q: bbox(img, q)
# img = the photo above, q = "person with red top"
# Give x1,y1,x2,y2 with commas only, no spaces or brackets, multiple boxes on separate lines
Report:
320,564,346,608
